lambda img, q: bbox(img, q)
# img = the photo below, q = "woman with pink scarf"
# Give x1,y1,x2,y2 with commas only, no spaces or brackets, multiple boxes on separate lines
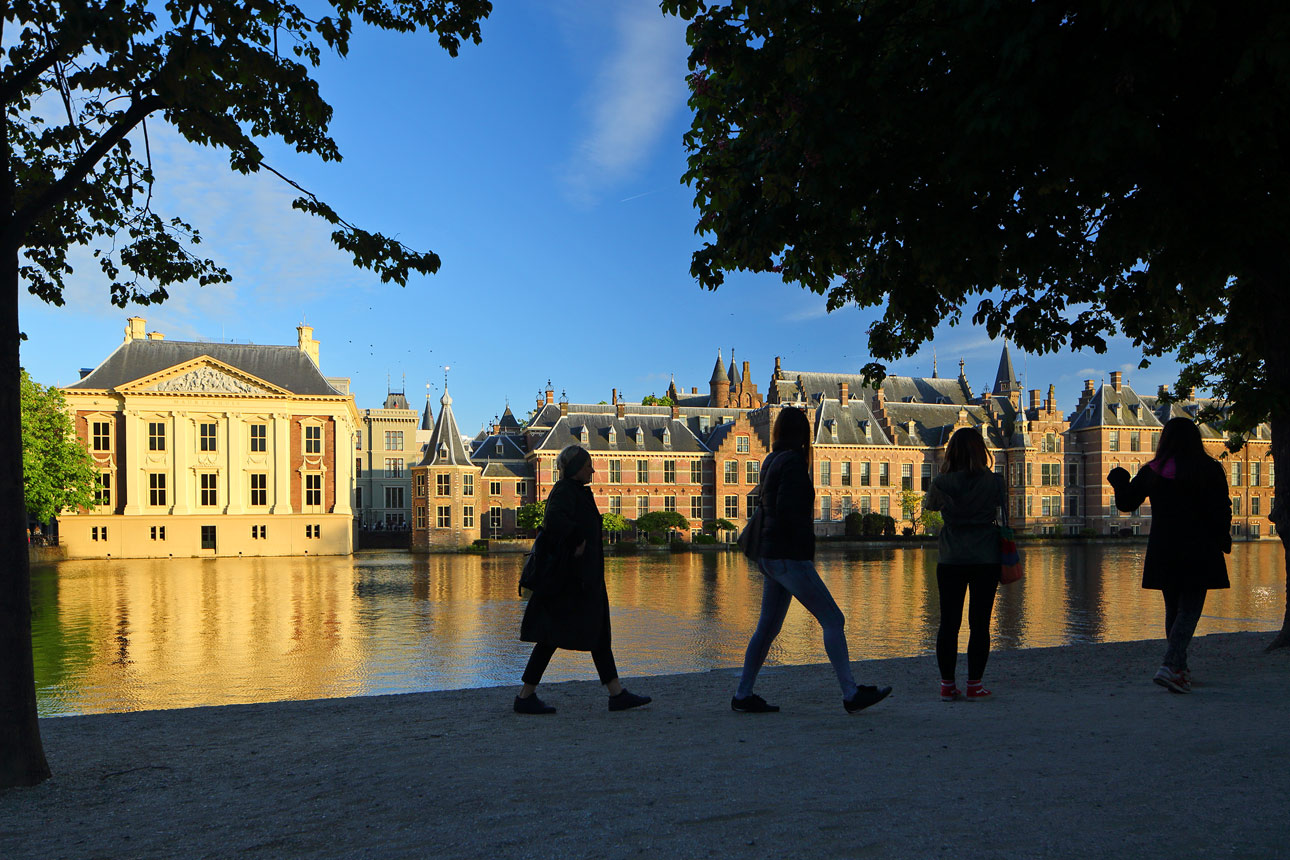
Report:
1107,417,1231,693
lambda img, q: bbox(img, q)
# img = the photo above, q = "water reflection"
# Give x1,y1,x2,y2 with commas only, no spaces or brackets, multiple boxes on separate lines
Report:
30,542,1284,717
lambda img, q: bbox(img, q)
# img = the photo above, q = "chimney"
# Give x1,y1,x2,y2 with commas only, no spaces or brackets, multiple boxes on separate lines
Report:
1180,386,1195,399
612,388,618,406
1110,371,1122,391
691,387,698,395
839,382,849,402
545,387,554,406
616,402,626,419
1029,389,1041,411
559,401,568,417
671,404,680,419
1158,384,1170,397
124,316,146,342
1047,384,1056,413
1085,379,1096,392
147,331,165,341
742,361,752,387
297,325,320,366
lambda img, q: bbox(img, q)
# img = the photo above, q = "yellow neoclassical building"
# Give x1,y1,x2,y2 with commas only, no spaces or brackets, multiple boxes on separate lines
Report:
58,317,359,559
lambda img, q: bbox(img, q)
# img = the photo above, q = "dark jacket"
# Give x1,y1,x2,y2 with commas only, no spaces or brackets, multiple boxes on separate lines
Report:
924,470,1007,566
519,478,611,651
1108,460,1232,591
756,447,815,560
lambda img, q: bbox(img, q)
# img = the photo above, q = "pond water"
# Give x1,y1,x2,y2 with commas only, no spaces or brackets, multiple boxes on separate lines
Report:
30,541,1285,716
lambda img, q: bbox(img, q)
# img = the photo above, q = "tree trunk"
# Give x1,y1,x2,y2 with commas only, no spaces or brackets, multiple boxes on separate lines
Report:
1265,409,1289,651
0,242,50,787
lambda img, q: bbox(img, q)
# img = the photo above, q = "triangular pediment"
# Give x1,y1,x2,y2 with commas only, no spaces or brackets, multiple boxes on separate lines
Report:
119,357,290,396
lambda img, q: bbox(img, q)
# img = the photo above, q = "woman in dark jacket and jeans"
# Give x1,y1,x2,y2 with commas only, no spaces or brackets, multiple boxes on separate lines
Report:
731,407,891,714
924,427,1008,701
514,445,651,714
1108,417,1231,693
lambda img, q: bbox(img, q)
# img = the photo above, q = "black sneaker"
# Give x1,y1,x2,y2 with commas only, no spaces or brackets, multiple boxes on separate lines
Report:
731,693,780,713
608,689,652,711
844,684,892,714
514,694,556,715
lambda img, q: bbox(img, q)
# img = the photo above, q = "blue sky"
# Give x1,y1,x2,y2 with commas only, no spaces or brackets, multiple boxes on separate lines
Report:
18,1,1183,433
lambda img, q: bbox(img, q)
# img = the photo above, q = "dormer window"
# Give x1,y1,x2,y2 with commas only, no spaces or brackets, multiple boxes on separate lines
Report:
495,439,504,455
662,428,671,448
608,426,617,445
633,427,644,445
579,425,589,445
1112,403,1122,419
907,420,917,437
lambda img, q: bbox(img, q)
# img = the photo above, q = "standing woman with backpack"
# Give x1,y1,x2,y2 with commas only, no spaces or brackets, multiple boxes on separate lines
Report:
514,444,652,714
1108,417,1232,693
731,407,892,715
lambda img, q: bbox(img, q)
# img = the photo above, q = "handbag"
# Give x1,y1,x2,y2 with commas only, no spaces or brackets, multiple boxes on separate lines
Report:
518,529,558,596
999,525,1023,584
737,505,764,560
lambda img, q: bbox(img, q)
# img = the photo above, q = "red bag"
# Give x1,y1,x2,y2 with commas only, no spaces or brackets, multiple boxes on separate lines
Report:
999,526,1023,584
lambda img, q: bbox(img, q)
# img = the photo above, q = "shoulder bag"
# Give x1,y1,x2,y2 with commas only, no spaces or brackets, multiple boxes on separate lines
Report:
998,498,1023,584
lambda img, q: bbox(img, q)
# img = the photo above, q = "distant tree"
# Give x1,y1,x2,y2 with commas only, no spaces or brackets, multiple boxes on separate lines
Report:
20,371,95,524
0,0,493,789
641,394,676,407
920,509,944,536
844,511,863,538
635,511,691,541
899,489,923,533
665,0,1290,649
601,513,631,536
702,518,737,535
516,501,545,534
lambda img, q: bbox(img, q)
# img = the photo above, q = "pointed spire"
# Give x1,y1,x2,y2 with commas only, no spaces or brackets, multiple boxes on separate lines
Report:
421,384,470,466
420,386,434,431
994,341,1019,395
709,349,727,384
728,347,738,384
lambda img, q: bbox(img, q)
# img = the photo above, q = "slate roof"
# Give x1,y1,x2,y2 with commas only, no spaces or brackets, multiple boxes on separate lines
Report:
1068,383,1165,432
535,415,708,454
419,389,472,466
67,339,344,396
1139,395,1271,441
498,406,521,431
994,344,1020,395
471,434,528,463
812,398,891,446
481,462,534,479
384,391,410,409
420,398,435,431
773,369,971,406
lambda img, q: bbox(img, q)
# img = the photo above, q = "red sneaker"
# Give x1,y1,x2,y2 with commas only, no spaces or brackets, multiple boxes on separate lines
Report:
965,682,992,700
940,681,961,702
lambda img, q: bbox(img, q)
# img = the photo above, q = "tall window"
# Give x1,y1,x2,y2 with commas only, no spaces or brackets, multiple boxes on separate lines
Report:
609,460,622,483
724,461,738,484
200,473,218,506
1252,496,1261,516
355,487,363,508
516,481,527,498
840,496,852,517
664,495,677,513
820,462,832,486
385,458,403,478
148,422,166,451
95,471,112,506
249,474,267,507
860,496,871,514
384,430,404,450
200,525,216,549
1130,431,1141,452
1151,431,1160,451
1232,496,1242,516
860,462,871,487
879,496,890,516
250,423,267,452
664,460,677,484
1026,463,1034,486
489,480,502,496
610,496,623,516
724,495,739,519
820,496,831,522
637,496,649,518
1231,462,1243,486
305,473,322,507
385,486,404,509
691,496,703,519
690,460,703,484
840,462,852,487
637,461,649,483
199,422,217,451
921,463,932,491
900,463,912,491
356,458,363,478
463,506,475,528
305,425,322,454
414,473,425,496
736,435,750,453
92,420,112,452
746,460,760,485
878,463,889,487
463,475,474,496
149,473,167,507
1068,463,1080,486
1251,462,1261,486
436,474,451,496
1068,495,1079,517
1108,431,1119,452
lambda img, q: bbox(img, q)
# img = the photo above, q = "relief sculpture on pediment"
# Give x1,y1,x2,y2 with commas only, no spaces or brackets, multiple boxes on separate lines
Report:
151,366,263,395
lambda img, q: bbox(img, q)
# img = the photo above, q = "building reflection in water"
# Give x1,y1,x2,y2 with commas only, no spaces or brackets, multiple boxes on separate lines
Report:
30,542,1284,717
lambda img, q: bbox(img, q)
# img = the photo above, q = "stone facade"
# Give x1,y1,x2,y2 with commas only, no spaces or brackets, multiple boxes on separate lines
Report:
59,317,359,559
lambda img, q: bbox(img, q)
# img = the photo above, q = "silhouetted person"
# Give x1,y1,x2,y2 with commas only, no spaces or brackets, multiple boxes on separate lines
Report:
1108,416,1231,693
731,407,891,714
514,444,651,714
924,427,1008,701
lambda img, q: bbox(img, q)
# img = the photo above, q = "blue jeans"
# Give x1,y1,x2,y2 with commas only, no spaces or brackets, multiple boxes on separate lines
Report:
736,558,858,699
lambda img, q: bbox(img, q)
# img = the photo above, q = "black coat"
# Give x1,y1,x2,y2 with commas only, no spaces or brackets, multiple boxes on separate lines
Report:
1108,460,1232,591
519,479,611,651
756,447,815,561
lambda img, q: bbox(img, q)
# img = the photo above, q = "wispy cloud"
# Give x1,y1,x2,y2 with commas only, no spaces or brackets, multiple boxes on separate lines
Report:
563,4,688,205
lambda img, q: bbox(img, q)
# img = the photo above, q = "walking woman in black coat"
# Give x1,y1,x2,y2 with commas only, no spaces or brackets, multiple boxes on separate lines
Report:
514,444,651,714
1108,417,1232,693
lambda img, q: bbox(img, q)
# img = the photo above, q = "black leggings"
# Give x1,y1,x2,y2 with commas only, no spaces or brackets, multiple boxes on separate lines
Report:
936,563,1000,681
522,643,619,686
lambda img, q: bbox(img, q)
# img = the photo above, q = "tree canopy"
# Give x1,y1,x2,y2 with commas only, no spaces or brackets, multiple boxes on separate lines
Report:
1,0,492,788
516,501,544,533
20,370,95,524
665,0,1290,647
